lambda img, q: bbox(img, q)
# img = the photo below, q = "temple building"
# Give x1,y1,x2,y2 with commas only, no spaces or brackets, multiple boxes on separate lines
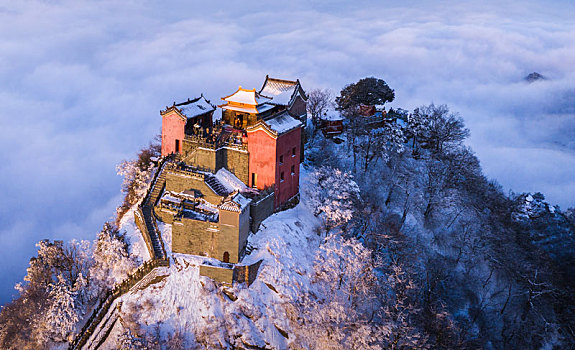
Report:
154,76,306,281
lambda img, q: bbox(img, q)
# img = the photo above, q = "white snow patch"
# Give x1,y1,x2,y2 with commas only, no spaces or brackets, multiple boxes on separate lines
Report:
215,167,248,193
320,109,343,121
158,220,172,256
119,208,151,263
232,193,251,211
178,96,215,119
266,112,302,134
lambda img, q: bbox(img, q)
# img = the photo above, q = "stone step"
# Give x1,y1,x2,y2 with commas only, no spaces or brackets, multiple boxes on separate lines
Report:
204,176,229,196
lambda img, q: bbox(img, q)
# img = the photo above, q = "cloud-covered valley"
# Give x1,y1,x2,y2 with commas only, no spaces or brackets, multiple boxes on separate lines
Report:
0,0,573,303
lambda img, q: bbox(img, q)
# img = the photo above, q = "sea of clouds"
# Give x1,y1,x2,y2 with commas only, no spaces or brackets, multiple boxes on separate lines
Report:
0,0,573,303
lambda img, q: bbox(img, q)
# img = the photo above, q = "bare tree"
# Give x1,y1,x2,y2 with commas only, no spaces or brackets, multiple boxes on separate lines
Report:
306,88,333,137
417,104,469,155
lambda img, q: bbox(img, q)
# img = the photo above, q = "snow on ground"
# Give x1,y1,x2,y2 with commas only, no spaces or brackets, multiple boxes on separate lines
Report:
119,208,151,263
104,169,323,348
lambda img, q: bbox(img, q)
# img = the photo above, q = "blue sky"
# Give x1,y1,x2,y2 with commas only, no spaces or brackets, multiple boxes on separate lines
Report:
0,0,574,303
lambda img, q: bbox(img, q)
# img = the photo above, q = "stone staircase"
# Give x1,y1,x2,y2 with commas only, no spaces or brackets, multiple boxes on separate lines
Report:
205,174,229,196
141,205,164,259
141,162,168,259
70,158,174,350
148,167,167,207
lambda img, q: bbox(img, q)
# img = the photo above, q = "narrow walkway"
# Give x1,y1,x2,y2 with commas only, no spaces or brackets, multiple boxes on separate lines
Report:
140,156,170,259
70,156,172,350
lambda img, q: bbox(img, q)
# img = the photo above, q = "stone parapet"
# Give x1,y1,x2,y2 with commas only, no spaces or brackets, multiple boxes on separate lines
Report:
199,259,263,286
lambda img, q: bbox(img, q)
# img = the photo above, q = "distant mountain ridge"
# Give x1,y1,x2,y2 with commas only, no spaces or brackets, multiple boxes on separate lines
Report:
525,72,547,83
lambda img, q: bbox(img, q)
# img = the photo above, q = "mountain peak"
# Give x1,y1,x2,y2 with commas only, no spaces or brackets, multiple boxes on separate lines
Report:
525,72,547,83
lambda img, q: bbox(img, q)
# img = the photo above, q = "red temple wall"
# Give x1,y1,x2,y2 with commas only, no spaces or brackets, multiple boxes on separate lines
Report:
246,129,276,191
274,127,301,208
161,111,186,156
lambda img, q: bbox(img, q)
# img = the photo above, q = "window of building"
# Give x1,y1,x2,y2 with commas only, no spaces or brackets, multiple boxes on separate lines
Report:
291,165,295,175
279,155,283,164
280,172,285,182
175,139,180,153
292,147,296,157
251,173,257,188
223,251,230,263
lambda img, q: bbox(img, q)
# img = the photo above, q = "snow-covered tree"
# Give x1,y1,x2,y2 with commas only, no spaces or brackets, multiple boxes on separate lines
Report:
116,158,153,206
306,166,360,231
313,235,377,306
0,238,94,349
358,121,406,172
116,141,160,222
90,222,137,294
36,274,80,343
117,329,153,350
407,104,469,156
286,236,383,349
406,107,430,153
379,262,430,349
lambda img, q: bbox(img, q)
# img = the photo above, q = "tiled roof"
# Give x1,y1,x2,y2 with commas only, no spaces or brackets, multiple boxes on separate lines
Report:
175,95,215,119
265,111,302,134
260,77,298,106
222,87,271,105
219,200,241,212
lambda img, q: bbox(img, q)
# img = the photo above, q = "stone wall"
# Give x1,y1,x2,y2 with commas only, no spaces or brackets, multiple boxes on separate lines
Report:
250,191,275,233
218,148,249,185
199,260,262,286
233,260,263,286
199,265,234,284
238,206,251,257
171,218,215,256
218,209,241,263
181,142,217,172
153,207,175,224
134,208,155,258
165,205,247,264
164,171,223,205
182,140,249,185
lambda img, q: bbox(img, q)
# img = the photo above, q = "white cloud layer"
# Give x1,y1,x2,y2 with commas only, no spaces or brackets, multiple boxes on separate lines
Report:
0,0,574,303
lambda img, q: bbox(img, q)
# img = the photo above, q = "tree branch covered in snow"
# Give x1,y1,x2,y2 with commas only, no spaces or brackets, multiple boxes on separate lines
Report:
306,166,360,231
116,140,160,223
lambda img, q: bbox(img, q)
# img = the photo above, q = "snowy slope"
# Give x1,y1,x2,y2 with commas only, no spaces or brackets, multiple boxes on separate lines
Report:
102,170,323,348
